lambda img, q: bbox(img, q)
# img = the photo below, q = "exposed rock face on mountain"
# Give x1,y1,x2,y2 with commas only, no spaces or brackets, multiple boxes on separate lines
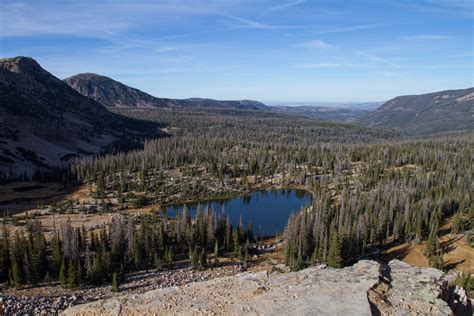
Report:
64,73,267,110
64,73,173,108
63,260,464,316
0,57,161,178
358,88,474,135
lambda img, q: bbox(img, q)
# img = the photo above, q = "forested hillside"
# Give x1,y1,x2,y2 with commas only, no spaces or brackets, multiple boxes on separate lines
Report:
358,88,474,135
64,73,173,108
284,134,473,270
0,57,162,180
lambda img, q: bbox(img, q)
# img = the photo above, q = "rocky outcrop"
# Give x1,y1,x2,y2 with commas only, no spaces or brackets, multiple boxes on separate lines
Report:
62,259,467,316
368,260,453,315
64,260,380,315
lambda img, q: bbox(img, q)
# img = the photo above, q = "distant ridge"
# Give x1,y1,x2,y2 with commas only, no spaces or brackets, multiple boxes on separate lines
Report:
358,88,474,135
64,73,173,108
269,103,381,122
65,73,267,110
178,98,267,110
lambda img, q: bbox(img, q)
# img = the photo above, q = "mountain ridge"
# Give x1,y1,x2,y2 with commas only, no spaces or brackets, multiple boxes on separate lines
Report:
64,73,173,108
0,56,162,178
64,73,267,110
358,87,474,135
269,104,375,122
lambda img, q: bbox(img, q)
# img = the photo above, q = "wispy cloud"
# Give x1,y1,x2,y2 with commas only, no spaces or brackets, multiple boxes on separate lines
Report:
428,0,473,10
155,44,213,54
395,0,473,16
356,51,398,67
224,15,276,29
223,15,308,30
382,72,408,76
403,35,457,40
292,62,342,68
300,39,335,48
0,1,229,37
312,24,382,35
263,0,305,15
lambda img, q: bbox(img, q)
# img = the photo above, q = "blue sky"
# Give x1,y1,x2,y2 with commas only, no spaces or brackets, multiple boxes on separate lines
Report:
0,0,472,103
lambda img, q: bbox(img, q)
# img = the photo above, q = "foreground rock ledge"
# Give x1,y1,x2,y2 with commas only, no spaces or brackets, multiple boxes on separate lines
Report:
63,260,379,315
62,260,457,316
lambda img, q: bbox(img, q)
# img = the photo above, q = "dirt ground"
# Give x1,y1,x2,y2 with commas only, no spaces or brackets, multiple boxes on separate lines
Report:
385,218,473,273
0,182,93,214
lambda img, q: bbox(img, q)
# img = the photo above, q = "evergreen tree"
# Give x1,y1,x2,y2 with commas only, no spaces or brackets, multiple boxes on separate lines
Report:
111,272,120,292
59,259,67,288
198,248,207,270
327,232,343,268
11,258,22,290
213,240,219,266
154,253,162,270
451,212,463,234
77,260,83,285
232,229,240,257
67,260,78,288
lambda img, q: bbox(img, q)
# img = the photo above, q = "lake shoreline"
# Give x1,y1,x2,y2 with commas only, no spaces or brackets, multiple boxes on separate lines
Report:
160,187,313,236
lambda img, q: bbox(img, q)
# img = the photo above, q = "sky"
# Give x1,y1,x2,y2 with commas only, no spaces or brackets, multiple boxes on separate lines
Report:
0,0,473,103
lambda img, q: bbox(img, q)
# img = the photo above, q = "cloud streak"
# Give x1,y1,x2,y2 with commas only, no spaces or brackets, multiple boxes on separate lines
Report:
403,35,457,40
312,24,382,35
355,51,399,67
299,39,335,48
263,0,305,15
292,62,342,68
224,15,277,29
223,15,310,30
0,1,231,37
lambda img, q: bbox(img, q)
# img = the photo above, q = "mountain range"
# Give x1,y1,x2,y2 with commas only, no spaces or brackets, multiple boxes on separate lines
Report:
65,73,267,110
0,57,162,178
1,56,473,178
64,72,474,135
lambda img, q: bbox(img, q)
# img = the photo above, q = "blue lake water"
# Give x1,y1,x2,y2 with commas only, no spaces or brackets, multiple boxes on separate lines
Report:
162,189,312,236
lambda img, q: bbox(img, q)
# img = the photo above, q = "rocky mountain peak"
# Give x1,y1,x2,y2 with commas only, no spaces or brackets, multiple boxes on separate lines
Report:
0,56,41,73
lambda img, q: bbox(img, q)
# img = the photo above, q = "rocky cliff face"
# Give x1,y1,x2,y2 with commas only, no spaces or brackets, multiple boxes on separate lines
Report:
63,260,469,315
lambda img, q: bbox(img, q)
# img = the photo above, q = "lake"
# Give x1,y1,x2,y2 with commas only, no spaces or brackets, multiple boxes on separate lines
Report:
162,189,312,236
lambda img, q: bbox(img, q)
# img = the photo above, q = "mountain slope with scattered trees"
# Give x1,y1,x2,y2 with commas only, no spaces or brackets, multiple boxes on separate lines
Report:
65,73,267,110
358,88,474,135
0,57,162,180
269,105,373,122
64,73,173,108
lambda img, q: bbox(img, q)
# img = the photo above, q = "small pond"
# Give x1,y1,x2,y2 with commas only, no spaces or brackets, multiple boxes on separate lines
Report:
163,189,312,236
